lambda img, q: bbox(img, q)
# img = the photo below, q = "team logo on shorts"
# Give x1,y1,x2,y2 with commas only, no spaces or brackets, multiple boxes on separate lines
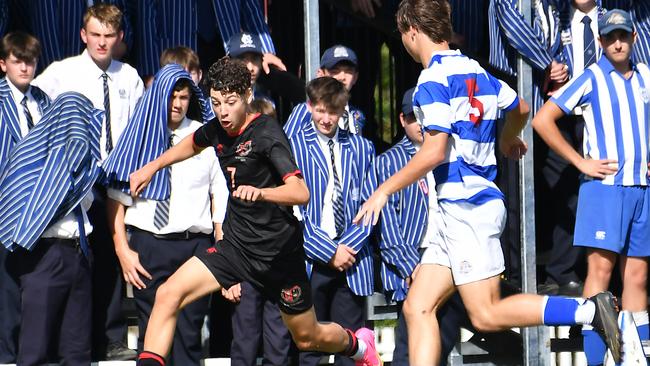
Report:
458,260,472,274
206,247,218,254
280,285,303,305
236,140,252,156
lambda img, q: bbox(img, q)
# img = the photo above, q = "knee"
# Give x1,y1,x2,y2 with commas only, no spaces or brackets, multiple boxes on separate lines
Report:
468,308,501,333
402,297,436,324
154,282,183,312
624,266,648,290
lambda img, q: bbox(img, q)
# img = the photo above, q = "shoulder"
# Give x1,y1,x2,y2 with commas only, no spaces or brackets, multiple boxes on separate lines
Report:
110,60,142,82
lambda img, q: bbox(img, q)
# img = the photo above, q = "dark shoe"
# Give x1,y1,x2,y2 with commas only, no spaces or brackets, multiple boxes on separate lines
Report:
558,280,584,297
589,291,621,363
537,282,559,295
106,341,137,361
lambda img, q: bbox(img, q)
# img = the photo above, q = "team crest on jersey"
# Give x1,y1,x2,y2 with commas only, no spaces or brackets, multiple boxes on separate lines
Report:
216,144,224,154
280,285,302,305
236,140,252,156
640,88,650,103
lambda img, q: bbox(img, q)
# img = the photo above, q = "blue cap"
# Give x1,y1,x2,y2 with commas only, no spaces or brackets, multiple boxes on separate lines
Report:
320,45,358,69
227,32,263,58
598,9,634,35
401,87,415,116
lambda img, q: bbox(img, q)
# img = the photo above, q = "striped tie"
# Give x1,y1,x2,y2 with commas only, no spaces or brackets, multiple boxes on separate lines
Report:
153,133,175,230
328,139,345,237
21,96,34,130
101,72,113,153
582,16,597,68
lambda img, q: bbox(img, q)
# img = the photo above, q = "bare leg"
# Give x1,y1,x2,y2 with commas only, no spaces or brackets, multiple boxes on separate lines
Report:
620,256,648,312
280,307,349,354
583,249,616,298
402,264,455,366
142,257,222,357
457,276,546,332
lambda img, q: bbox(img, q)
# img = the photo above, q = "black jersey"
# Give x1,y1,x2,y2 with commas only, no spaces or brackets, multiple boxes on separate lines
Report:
193,114,302,260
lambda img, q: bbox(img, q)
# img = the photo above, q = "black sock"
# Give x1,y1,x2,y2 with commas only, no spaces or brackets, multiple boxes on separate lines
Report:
341,328,359,357
137,350,166,366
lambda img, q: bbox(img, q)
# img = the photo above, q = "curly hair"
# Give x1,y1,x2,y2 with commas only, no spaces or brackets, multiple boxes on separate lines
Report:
205,56,251,96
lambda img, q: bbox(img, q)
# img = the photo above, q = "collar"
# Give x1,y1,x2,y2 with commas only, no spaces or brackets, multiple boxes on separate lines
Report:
6,78,31,104
597,54,637,77
81,49,114,80
428,49,462,68
400,136,418,155
571,6,598,24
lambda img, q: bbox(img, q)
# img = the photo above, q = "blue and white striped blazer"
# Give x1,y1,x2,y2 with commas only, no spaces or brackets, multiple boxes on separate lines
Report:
289,124,377,296
101,64,213,200
135,0,275,76
376,137,427,302
0,92,103,251
283,102,366,140
0,78,50,174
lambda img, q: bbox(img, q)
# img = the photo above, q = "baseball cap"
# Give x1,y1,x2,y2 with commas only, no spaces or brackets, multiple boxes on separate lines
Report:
227,32,263,58
320,45,358,69
401,87,415,116
598,9,634,36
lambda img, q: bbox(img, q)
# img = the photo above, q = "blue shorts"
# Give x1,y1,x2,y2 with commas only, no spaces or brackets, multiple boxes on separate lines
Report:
574,181,650,257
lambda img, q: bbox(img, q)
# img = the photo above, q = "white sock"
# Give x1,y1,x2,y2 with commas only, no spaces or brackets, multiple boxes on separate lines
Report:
351,338,367,360
575,299,596,325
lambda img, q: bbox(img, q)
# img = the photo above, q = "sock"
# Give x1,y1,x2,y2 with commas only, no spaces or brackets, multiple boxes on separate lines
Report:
633,310,649,342
542,296,591,325
582,325,606,366
137,351,166,366
341,329,367,360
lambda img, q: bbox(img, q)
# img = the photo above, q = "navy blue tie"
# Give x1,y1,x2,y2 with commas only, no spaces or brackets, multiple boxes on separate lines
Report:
153,133,175,230
328,139,345,238
74,207,90,258
582,16,597,68
102,72,113,153
21,96,34,131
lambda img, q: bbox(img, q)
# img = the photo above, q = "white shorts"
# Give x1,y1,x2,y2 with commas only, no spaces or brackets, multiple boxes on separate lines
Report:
420,199,506,285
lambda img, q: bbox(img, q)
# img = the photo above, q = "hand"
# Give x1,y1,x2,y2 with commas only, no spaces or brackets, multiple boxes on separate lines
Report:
549,61,569,84
262,53,287,74
353,189,389,226
499,136,528,160
221,283,242,303
130,163,157,197
406,264,421,288
116,245,152,290
577,158,618,179
232,185,264,202
328,244,357,272
351,0,382,18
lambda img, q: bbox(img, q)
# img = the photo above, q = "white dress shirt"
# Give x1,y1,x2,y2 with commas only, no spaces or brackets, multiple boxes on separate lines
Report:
570,6,600,77
6,79,43,137
111,118,228,235
42,194,94,239
32,49,144,160
313,123,343,240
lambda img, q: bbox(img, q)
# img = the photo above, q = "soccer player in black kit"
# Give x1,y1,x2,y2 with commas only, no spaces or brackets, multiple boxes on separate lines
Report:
129,57,382,366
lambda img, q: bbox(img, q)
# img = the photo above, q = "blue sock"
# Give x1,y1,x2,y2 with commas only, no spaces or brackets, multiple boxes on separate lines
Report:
582,327,606,366
542,296,580,325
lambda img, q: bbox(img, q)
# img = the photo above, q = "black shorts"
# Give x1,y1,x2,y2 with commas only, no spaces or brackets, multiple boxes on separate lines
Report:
196,238,312,315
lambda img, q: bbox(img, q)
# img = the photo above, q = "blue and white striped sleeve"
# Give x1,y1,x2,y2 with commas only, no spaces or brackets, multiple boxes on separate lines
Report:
488,73,519,111
549,71,593,114
414,80,452,133
493,0,553,71
631,1,650,65
283,103,310,139
215,0,276,55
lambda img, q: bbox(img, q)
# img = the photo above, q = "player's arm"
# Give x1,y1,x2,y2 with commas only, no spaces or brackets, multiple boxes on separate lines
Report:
233,175,309,206
354,130,447,226
499,97,530,160
532,101,617,178
130,133,205,197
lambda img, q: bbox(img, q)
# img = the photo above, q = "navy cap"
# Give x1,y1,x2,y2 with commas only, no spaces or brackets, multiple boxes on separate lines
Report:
227,32,263,58
598,9,634,36
320,45,358,69
401,87,415,116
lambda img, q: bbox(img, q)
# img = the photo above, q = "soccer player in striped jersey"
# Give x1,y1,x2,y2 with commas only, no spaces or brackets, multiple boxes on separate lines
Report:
533,9,650,365
355,0,622,364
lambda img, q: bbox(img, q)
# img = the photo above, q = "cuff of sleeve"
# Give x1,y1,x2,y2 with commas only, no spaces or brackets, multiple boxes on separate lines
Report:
107,188,133,206
503,97,520,112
